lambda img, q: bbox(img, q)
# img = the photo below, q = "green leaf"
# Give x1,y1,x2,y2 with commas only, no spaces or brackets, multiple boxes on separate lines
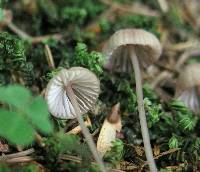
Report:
169,99,191,114
168,134,182,149
0,109,34,145
179,116,197,131
26,96,53,134
0,85,31,109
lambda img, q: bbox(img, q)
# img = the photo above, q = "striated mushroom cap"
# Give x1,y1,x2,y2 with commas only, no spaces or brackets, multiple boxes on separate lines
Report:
102,28,162,73
176,63,200,113
45,67,100,119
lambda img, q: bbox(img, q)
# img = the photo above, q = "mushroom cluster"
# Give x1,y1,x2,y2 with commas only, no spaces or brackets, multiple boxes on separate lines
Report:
176,63,200,114
103,28,162,172
45,67,106,172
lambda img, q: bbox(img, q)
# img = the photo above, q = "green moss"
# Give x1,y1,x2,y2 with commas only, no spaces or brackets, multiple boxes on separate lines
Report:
0,33,34,85
72,43,105,76
104,139,124,166
113,15,160,37
61,7,87,25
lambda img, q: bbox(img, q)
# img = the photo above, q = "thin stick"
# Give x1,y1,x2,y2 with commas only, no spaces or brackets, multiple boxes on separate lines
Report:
8,22,32,39
151,71,172,88
129,47,157,172
67,118,91,135
31,34,62,44
0,148,34,161
65,85,107,172
175,49,200,72
167,40,200,51
44,45,55,69
7,22,62,44
4,156,34,163
35,132,45,147
157,0,169,13
100,0,159,17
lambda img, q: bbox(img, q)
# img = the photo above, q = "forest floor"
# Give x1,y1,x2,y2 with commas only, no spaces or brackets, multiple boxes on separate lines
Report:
0,0,200,172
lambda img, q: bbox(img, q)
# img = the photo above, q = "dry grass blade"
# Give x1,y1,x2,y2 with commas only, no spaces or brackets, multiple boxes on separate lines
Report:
4,156,34,163
0,148,34,161
100,0,159,17
44,45,55,69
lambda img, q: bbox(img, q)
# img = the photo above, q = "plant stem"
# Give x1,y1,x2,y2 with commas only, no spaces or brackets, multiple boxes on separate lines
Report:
129,47,157,172
65,85,107,172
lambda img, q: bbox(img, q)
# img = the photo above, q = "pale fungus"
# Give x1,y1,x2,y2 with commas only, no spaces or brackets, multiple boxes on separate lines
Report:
97,103,121,156
103,28,162,172
45,67,106,172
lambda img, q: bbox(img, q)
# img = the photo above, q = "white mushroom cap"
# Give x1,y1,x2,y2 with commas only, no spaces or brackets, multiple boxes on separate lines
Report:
102,28,162,73
45,67,100,119
176,63,200,113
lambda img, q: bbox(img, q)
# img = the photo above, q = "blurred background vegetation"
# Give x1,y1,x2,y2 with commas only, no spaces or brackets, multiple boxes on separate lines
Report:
0,0,200,171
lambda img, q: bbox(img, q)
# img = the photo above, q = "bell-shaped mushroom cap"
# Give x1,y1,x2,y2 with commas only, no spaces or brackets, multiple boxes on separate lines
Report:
176,63,200,113
102,28,162,73
45,67,100,119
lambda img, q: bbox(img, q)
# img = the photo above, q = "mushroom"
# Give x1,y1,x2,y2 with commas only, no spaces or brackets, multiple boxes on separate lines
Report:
97,103,122,157
45,67,106,172
102,29,162,172
175,63,200,114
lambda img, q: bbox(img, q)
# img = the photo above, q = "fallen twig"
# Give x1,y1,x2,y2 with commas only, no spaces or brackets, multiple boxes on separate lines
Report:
151,71,172,89
8,22,32,39
67,117,92,135
166,40,200,51
100,0,159,17
175,49,200,72
157,0,169,13
0,148,34,161
4,156,34,163
7,22,62,44
44,45,56,69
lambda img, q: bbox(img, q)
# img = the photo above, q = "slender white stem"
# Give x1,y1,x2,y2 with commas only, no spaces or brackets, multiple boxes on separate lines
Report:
66,85,107,172
129,47,157,172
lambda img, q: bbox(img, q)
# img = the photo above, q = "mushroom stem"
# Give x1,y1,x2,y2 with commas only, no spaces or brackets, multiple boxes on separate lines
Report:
129,47,157,172
65,85,107,172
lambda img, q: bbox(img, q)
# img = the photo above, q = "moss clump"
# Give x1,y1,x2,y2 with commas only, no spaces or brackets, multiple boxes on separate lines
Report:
72,43,105,76
0,32,34,85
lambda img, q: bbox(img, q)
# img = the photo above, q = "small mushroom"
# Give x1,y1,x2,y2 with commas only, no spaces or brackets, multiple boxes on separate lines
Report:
45,67,106,172
103,29,162,172
97,103,121,156
176,63,200,114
